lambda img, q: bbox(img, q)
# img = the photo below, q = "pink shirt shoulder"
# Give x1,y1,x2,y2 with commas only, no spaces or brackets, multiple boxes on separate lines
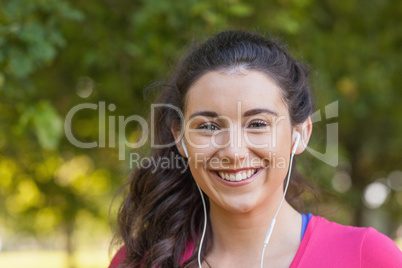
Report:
290,215,402,267
109,216,402,267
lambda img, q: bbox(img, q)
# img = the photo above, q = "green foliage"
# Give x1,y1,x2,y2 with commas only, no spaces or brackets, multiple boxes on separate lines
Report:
0,0,83,83
18,101,63,150
0,0,83,150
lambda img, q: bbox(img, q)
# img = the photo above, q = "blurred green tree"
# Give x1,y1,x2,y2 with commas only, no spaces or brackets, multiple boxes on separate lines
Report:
0,0,254,266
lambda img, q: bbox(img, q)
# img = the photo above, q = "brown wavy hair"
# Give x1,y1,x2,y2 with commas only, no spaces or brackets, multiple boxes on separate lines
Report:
112,30,318,267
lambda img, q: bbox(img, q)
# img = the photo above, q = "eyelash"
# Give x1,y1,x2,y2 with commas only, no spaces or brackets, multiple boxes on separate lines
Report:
248,120,270,128
197,122,219,131
196,120,270,131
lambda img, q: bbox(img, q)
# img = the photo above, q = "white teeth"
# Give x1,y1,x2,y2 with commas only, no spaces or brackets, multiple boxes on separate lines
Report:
217,169,258,182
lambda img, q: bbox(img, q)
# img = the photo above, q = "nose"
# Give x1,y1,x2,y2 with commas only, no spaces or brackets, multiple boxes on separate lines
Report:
215,124,249,161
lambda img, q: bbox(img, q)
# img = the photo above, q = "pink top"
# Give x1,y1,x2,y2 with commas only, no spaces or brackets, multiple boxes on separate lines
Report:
109,215,402,267
289,215,402,267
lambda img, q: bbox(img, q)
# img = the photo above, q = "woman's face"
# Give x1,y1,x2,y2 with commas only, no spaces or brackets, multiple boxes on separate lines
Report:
182,70,296,214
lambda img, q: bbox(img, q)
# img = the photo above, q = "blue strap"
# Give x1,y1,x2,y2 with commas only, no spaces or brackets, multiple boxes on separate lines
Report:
301,213,312,240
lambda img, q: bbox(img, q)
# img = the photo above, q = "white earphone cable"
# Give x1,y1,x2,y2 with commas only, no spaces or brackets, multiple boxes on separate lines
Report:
181,139,207,268
260,148,296,268
196,183,208,268
186,132,300,268
260,132,300,268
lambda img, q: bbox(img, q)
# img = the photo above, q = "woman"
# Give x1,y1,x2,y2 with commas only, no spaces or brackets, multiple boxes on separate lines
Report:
110,30,402,267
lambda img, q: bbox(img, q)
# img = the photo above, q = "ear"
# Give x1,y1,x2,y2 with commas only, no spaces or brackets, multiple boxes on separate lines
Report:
293,116,312,155
171,125,186,158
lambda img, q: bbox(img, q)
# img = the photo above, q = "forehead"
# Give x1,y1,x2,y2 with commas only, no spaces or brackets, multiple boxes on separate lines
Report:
185,71,287,116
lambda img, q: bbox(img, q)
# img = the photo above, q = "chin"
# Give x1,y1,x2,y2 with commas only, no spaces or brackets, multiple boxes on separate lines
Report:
220,197,259,214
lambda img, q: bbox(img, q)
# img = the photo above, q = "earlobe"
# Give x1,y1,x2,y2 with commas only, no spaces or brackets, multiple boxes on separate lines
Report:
294,117,312,155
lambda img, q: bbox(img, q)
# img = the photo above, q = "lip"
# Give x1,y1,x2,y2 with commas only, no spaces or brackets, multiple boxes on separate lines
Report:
212,167,258,172
209,168,264,187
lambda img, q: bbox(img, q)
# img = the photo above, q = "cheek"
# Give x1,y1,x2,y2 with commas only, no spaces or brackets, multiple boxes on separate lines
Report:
187,131,231,149
187,160,215,198
244,132,272,148
187,149,216,178
250,149,289,171
251,136,291,170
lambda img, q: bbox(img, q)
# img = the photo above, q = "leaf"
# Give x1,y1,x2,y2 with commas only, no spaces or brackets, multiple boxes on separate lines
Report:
7,48,34,78
31,101,63,150
29,40,57,62
57,2,85,21
228,3,254,17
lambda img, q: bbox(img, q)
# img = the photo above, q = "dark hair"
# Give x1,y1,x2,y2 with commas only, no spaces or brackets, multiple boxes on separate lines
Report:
113,30,317,267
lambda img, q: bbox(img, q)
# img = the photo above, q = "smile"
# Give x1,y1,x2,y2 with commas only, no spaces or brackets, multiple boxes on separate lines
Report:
214,168,259,182
210,168,262,183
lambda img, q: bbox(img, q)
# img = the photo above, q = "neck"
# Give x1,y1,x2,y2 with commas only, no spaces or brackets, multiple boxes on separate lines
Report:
207,196,301,267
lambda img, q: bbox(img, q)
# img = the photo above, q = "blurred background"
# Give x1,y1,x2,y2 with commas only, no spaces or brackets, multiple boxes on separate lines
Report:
0,0,401,267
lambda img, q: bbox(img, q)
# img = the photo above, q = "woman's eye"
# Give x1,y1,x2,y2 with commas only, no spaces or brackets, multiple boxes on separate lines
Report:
248,120,270,128
197,122,219,131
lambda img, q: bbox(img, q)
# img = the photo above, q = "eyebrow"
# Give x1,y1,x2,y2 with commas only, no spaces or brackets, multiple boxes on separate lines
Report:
243,108,278,117
189,111,219,120
189,108,278,120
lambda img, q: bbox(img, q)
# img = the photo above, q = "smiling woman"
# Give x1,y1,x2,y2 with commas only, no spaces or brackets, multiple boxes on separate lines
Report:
109,30,402,268
181,71,299,217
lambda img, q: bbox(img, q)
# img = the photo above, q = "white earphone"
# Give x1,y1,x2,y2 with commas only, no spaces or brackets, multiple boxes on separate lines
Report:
181,131,301,268
260,131,300,267
181,139,189,158
181,139,207,267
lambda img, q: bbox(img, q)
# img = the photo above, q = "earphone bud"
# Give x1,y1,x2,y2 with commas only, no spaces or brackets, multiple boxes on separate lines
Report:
292,131,301,154
181,139,189,158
